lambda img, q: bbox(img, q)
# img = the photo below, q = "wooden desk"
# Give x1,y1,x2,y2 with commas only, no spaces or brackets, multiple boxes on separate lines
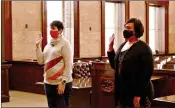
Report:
7,61,45,94
155,95,175,102
151,76,164,80
91,62,175,108
153,69,175,97
1,64,12,102
91,62,115,108
153,95,175,108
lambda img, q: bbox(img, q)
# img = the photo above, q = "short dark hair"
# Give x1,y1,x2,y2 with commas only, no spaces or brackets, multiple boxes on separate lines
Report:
125,18,144,38
50,20,64,30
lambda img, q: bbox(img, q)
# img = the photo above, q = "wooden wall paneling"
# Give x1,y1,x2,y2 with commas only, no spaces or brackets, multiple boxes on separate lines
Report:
41,1,47,51
74,1,80,58
101,1,105,56
1,64,12,102
2,1,12,60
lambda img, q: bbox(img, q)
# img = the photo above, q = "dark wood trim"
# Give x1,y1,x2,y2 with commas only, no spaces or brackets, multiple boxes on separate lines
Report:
2,1,12,60
101,1,105,56
1,64,12,102
41,1,47,51
165,5,169,54
74,1,80,58
153,53,175,56
125,1,130,21
105,1,124,3
145,2,149,44
74,57,102,62
147,1,169,6
2,2,5,62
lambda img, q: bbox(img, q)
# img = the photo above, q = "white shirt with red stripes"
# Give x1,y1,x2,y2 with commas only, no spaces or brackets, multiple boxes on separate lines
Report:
36,35,73,85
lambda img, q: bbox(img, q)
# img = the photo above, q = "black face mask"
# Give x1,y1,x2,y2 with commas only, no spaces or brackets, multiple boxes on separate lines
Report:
123,30,134,38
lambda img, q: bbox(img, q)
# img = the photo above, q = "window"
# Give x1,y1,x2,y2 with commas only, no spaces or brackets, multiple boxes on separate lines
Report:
105,2,126,55
46,1,74,51
146,1,169,54
149,6,165,54
46,1,63,42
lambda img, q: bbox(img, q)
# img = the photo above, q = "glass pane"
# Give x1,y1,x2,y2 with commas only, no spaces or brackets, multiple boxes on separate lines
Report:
105,29,115,54
46,1,63,42
155,6,165,54
149,6,156,30
63,1,74,51
114,3,125,51
156,7,165,31
149,29,156,53
115,3,125,30
155,30,165,54
105,2,115,28
105,2,125,55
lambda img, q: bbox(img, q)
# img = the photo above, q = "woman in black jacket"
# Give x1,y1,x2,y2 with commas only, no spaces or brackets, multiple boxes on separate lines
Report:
107,18,154,108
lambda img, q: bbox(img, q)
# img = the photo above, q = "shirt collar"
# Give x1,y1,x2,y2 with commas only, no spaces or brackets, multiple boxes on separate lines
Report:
50,35,63,46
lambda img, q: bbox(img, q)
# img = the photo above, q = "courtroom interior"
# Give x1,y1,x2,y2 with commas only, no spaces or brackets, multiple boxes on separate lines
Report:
1,1,175,108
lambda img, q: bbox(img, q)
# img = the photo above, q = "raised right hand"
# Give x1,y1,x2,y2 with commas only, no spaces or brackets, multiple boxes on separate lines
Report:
108,33,115,52
36,34,43,48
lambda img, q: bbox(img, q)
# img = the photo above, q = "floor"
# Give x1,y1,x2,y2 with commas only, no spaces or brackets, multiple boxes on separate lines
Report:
2,90,48,107
1,89,91,108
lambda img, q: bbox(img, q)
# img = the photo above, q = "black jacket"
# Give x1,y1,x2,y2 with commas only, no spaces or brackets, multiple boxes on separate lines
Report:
108,40,154,106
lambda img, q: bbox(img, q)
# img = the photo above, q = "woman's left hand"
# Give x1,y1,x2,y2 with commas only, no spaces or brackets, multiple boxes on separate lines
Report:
133,96,141,108
57,83,66,95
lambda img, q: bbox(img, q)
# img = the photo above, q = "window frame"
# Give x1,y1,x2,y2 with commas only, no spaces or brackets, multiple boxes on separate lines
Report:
2,1,12,61
145,1,169,54
41,1,80,58
101,1,130,56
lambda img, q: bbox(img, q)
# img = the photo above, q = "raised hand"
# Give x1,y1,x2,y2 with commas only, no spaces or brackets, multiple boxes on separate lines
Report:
133,96,141,108
108,33,115,52
36,34,43,48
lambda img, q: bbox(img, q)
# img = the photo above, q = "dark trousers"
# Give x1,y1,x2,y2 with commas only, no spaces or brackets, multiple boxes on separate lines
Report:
44,82,72,108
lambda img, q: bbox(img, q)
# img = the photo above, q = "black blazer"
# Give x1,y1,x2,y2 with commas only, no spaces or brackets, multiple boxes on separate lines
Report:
108,40,154,105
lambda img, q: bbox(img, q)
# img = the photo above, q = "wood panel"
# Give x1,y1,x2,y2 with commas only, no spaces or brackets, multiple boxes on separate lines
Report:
1,64,12,102
165,4,169,54
2,1,12,60
101,1,105,56
91,62,115,108
153,69,175,96
147,1,169,6
70,88,91,108
41,1,47,51
152,95,175,108
91,62,175,108
8,61,45,94
74,1,80,58
125,1,130,21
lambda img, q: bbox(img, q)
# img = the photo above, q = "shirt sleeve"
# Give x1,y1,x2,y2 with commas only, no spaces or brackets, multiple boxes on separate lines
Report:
61,41,73,82
35,47,44,65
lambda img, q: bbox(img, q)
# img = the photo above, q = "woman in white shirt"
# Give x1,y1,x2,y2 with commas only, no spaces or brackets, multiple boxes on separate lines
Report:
36,20,73,108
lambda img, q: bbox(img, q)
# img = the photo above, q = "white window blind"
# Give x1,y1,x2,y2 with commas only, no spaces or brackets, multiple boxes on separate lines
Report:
105,2,125,55
46,1,74,51
149,6,165,54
